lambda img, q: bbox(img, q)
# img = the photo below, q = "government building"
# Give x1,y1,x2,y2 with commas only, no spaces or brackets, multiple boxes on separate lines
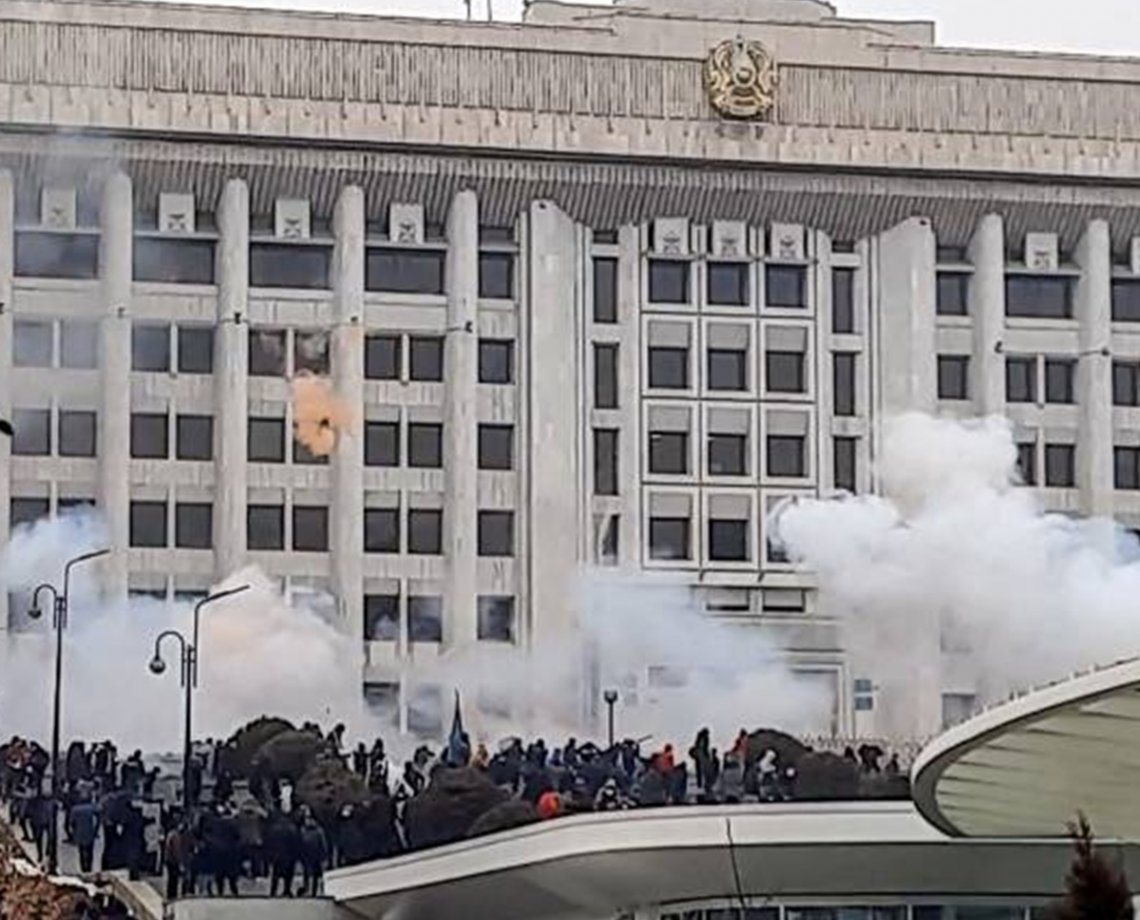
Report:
0,0,1138,742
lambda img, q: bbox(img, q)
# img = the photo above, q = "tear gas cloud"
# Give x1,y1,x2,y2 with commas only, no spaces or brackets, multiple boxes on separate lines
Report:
775,412,1140,706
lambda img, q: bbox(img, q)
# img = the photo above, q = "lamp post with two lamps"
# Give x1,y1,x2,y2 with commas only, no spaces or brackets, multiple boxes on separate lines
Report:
148,584,251,813
28,547,110,875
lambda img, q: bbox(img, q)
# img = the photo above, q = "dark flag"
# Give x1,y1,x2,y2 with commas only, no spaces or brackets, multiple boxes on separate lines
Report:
446,690,469,767
0,418,11,437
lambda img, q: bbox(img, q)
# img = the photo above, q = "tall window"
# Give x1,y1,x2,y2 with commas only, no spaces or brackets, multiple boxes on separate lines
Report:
13,321,51,367
365,421,400,467
833,353,856,416
175,504,213,549
292,506,329,552
1116,447,1140,491
177,326,214,374
937,356,970,401
408,423,443,468
1114,362,1140,406
11,410,50,456
478,511,515,557
58,411,96,458
130,501,168,548
1006,357,1037,403
1044,444,1076,488
593,428,619,495
478,340,514,384
936,272,970,317
248,418,286,463
132,324,170,373
364,595,400,642
409,337,443,382
832,268,855,333
176,415,213,461
1017,443,1037,485
834,437,857,492
479,253,515,299
249,329,287,377
478,425,514,471
648,260,690,304
594,344,618,409
365,335,401,380
130,413,169,459
247,505,285,550
364,509,400,554
593,257,618,323
1044,359,1075,404
408,509,443,555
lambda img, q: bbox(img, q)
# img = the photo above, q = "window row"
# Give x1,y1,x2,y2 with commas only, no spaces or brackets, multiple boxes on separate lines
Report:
646,514,790,565
7,411,213,462
646,430,809,479
1016,442,1077,488
13,232,517,298
645,260,807,308
939,354,1079,404
364,593,515,643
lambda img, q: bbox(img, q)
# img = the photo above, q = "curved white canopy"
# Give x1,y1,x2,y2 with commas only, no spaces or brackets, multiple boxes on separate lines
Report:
913,659,1140,838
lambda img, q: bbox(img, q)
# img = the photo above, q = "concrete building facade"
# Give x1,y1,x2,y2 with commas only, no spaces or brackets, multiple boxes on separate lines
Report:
2,0,1140,741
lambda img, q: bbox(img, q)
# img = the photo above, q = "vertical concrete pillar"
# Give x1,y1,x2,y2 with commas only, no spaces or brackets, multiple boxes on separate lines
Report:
331,186,365,642
214,179,250,579
874,217,936,417
0,171,13,628
968,214,1006,416
443,190,479,649
98,173,132,600
526,201,582,643
616,225,641,570
1076,219,1113,518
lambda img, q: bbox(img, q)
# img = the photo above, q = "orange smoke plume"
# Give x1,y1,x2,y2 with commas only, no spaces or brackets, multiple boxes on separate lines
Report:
292,373,353,456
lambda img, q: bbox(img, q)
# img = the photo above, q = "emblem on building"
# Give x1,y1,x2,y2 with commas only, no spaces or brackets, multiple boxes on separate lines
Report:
704,37,778,121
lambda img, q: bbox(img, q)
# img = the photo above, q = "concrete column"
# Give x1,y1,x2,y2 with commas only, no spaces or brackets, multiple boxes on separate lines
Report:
526,201,582,644
443,190,479,650
615,225,641,569
874,217,936,417
1076,219,1113,517
214,179,250,579
968,214,1006,416
98,173,132,600
0,171,13,629
331,186,365,641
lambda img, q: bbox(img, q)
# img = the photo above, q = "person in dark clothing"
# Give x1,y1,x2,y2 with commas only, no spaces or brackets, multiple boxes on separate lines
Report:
689,728,712,792
27,792,53,863
163,825,189,900
298,810,329,896
122,802,147,881
69,798,101,873
352,744,367,778
203,807,242,896
265,811,301,897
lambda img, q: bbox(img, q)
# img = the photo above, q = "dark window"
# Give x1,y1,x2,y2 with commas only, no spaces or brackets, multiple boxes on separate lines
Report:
478,596,516,642
478,510,514,557
649,431,689,475
1045,444,1076,487
13,321,52,367
1006,274,1074,319
937,272,970,317
58,411,96,457
409,597,443,643
478,339,514,384
833,353,856,416
177,326,214,374
768,435,806,477
766,351,805,393
709,519,749,562
130,413,168,459
294,331,330,375
600,514,619,565
479,252,515,299
1118,448,1140,490
248,417,286,463
766,265,807,308
176,415,213,461
365,421,400,467
364,595,400,642
1006,357,1037,403
937,245,969,263
708,434,747,476
408,509,442,555
1017,443,1037,485
593,428,619,495
708,349,747,391
132,324,170,373
11,497,49,530
365,335,401,380
408,423,443,468
247,505,284,550
130,501,167,548
409,337,444,382
1045,359,1075,404
175,503,213,549
478,425,513,471
1115,362,1140,406
293,437,328,466
649,347,689,389
832,268,855,333
364,508,400,554
11,409,50,456
249,242,331,289
249,329,287,377
593,257,618,322
365,248,445,295
649,517,690,561
938,355,970,400
292,506,329,552
133,238,215,284
594,343,618,409
60,321,98,369
708,263,749,306
834,437,856,492
648,260,690,304
593,229,619,245
14,232,98,279
1113,279,1140,322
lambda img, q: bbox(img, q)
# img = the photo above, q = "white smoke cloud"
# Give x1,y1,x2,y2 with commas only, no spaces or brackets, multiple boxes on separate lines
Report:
774,412,1140,721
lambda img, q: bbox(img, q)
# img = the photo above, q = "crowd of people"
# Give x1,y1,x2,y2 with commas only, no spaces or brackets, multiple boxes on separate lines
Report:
0,725,909,901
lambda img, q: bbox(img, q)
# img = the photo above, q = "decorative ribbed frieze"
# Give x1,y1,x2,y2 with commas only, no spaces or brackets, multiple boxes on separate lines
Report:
4,20,1140,140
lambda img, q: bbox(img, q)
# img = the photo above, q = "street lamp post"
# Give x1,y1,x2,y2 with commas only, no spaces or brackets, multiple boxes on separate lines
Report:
603,689,619,749
149,584,251,813
28,547,110,875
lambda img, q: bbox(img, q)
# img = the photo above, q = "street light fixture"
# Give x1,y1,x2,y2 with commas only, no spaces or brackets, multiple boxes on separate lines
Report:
148,584,251,813
603,689,619,749
27,546,110,875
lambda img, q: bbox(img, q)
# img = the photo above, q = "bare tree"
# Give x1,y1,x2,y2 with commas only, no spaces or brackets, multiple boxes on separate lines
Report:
1051,814,1134,920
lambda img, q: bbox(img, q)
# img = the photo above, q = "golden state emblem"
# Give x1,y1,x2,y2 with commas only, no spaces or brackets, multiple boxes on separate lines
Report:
704,37,778,121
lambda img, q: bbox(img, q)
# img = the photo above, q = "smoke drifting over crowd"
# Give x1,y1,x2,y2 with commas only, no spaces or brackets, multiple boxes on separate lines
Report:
775,413,1140,707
